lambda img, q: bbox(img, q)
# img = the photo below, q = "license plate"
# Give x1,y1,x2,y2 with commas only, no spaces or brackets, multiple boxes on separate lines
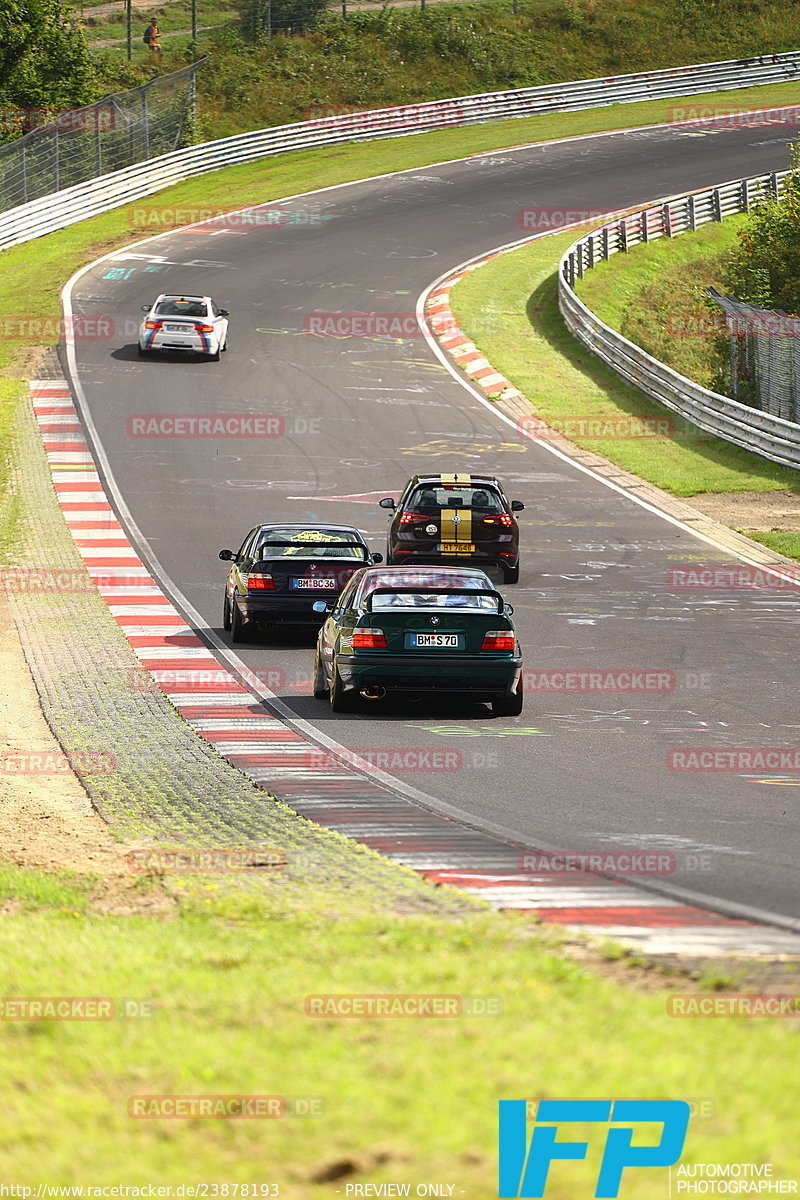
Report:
292,577,337,589
440,543,475,554
406,632,461,649
165,324,194,333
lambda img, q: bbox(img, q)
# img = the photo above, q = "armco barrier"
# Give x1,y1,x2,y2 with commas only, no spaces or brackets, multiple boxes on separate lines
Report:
558,170,800,469
1,51,800,252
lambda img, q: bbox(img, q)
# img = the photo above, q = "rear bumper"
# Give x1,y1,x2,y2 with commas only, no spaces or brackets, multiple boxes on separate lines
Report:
390,548,518,569
237,595,330,625
337,653,522,697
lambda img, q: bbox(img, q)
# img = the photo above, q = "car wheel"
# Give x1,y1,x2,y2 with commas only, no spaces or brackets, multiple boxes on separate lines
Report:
221,334,228,352
137,344,148,357
223,591,232,632
329,661,357,712
230,599,253,643
502,562,520,584
209,346,221,361
312,648,328,699
492,681,523,717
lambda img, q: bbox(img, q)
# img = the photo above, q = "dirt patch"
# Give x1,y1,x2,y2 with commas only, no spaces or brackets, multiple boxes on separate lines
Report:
690,489,800,532
0,588,173,916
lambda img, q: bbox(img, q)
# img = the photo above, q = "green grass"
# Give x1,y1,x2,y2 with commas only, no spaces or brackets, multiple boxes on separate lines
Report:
0,380,23,561
85,0,800,140
449,227,800,495
742,529,800,561
1,865,798,1188
575,218,744,391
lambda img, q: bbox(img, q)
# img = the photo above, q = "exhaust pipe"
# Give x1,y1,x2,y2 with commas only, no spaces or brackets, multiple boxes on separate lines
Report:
360,685,386,701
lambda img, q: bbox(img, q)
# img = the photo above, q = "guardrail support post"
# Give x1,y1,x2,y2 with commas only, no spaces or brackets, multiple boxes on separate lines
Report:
663,203,672,237
641,210,648,243
688,194,696,231
741,179,749,211
602,226,609,259
712,188,722,222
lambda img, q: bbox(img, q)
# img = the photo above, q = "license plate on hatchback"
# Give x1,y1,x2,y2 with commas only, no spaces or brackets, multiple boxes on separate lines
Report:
405,632,462,649
440,543,475,553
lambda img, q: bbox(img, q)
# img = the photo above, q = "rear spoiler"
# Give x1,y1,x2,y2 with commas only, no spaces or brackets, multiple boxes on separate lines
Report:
365,586,506,612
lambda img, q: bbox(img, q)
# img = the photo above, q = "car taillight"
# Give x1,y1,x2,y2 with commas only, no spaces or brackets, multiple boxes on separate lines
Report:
144,320,161,329
482,513,514,526
399,512,428,525
196,324,215,333
247,574,274,591
352,628,387,649
481,630,515,652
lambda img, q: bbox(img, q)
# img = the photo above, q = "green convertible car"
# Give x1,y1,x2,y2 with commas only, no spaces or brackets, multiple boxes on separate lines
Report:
311,566,523,715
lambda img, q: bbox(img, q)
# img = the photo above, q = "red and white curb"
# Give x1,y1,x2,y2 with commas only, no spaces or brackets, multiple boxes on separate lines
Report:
29,378,800,958
427,260,522,403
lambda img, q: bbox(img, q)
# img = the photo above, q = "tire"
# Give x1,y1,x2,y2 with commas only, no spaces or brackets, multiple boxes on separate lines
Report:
209,346,221,362
502,562,520,584
312,647,328,699
329,661,357,712
223,591,232,632
492,681,523,717
221,334,228,352
137,344,148,357
230,599,253,643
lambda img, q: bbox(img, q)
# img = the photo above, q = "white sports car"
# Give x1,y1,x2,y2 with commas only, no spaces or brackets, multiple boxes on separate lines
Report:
138,294,229,360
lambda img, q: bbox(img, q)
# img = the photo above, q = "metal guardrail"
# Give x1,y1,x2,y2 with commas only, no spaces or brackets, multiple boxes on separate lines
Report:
1,51,800,253
558,171,800,470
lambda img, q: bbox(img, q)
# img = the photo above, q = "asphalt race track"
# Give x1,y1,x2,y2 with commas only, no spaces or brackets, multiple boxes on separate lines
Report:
66,116,800,927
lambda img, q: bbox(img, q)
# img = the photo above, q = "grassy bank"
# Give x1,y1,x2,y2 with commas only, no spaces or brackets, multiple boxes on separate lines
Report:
449,226,800,495
90,0,800,137
1,862,799,1187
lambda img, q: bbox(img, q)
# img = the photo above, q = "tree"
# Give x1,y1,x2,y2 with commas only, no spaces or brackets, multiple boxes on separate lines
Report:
724,143,800,314
0,0,97,134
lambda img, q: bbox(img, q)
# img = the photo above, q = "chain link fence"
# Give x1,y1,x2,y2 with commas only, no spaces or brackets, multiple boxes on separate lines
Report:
706,288,800,423
0,61,205,212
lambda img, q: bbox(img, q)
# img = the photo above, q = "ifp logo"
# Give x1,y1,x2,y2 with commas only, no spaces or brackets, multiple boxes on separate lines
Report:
498,1099,690,1197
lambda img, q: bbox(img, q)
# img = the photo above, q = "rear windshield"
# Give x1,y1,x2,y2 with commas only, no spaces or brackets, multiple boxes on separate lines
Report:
155,299,208,318
256,529,367,559
408,486,502,512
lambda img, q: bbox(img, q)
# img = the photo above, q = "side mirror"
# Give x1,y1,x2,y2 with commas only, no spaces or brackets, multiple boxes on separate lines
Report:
511,500,525,512
371,552,384,564
141,305,150,312
219,309,229,317
379,497,395,510
219,549,236,561
312,600,332,614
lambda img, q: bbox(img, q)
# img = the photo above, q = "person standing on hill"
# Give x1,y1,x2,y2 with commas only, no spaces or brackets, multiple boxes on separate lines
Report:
143,20,162,53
